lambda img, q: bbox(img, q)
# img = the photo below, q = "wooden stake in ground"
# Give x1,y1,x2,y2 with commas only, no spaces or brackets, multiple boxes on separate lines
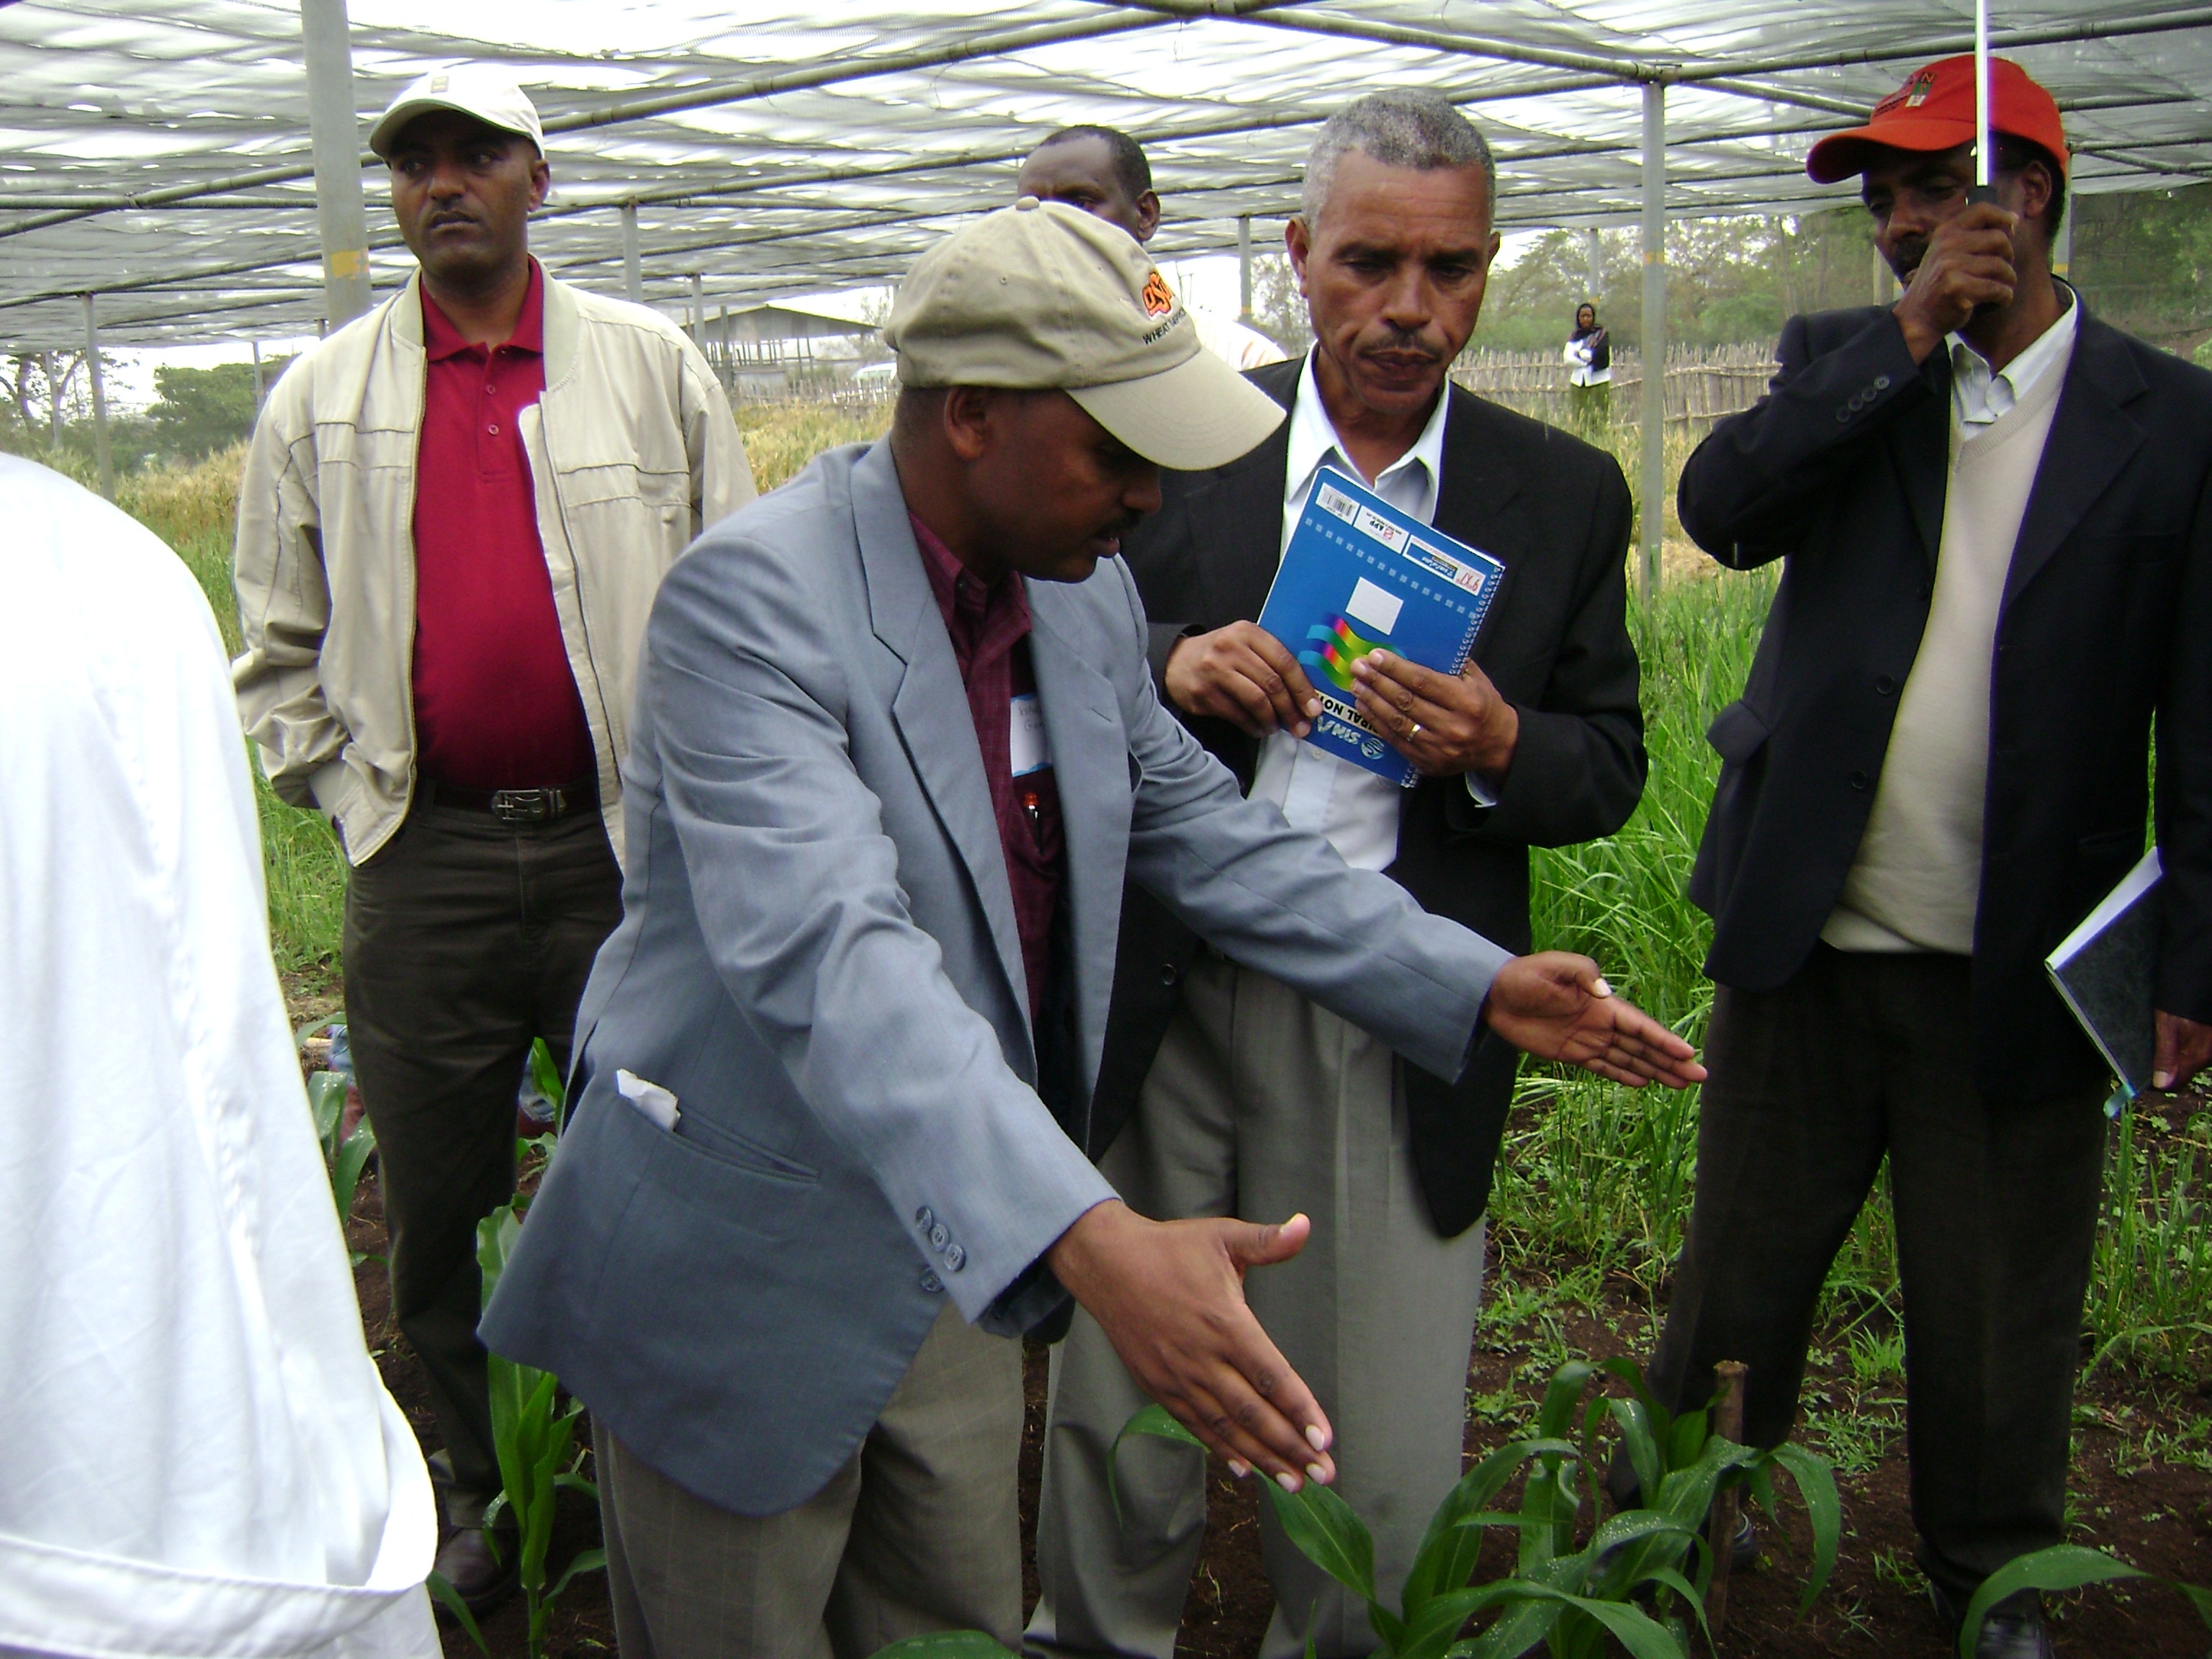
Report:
1707,1359,1749,1632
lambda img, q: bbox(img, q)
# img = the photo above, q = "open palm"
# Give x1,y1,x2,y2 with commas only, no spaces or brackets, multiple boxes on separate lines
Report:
1482,951,1707,1089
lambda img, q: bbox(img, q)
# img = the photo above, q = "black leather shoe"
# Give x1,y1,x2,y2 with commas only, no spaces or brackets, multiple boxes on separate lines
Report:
435,1526,517,1617
1930,1584,2056,1659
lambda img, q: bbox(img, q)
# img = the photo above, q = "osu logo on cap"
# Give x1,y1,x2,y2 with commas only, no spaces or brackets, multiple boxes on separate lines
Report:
1141,270,1176,318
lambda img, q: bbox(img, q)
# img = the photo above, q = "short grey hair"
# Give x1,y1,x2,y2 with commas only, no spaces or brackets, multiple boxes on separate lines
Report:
1301,91,1495,227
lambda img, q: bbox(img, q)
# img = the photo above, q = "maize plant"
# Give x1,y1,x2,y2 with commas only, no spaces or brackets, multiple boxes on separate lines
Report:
436,1203,604,1659
870,1357,1840,1659
305,1069,375,1268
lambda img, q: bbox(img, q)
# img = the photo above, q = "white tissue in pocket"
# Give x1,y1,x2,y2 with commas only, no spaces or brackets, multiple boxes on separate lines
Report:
616,1068,680,1132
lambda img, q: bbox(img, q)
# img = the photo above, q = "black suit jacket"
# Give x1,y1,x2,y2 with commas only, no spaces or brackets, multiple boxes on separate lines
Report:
1097,358,1647,1236
1683,299,2212,1097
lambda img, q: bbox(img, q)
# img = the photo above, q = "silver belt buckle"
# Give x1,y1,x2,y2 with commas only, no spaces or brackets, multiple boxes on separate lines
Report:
490,787,557,824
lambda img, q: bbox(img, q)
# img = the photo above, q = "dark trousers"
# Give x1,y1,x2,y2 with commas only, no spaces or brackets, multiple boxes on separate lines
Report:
343,798,624,1524
1630,945,2108,1600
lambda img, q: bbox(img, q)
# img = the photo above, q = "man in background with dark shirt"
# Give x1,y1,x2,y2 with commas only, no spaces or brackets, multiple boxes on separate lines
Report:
232,64,752,1607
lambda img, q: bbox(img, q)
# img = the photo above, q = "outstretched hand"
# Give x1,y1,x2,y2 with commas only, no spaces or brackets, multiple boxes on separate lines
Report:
1046,1199,1334,1492
1482,951,1707,1089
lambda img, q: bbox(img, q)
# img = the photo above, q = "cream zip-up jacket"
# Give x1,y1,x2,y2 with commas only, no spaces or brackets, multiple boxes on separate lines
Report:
233,266,756,868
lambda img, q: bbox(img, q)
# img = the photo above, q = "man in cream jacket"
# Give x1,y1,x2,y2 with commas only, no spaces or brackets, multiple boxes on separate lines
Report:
232,64,752,1609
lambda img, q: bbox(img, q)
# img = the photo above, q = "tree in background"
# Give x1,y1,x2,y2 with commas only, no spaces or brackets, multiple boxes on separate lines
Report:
148,359,292,462
0,351,87,451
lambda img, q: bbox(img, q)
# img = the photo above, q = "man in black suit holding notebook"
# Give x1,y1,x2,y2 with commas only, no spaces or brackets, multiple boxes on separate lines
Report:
1620,58,2212,1658
1028,91,1645,1658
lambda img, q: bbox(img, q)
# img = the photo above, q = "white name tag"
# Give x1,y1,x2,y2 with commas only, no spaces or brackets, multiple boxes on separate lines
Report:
1010,692,1051,777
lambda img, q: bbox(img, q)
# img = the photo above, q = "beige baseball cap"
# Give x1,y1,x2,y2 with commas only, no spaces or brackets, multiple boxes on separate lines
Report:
884,198,1285,470
370,66,545,159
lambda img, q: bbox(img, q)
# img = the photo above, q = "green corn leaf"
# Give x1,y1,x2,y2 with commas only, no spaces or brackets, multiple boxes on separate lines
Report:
332,1119,375,1220
1665,1407,1709,1474
2177,1583,2212,1630
424,1570,490,1656
476,1205,523,1313
554,1470,600,1501
1107,1405,1202,1527
1763,1442,1842,1609
1534,1361,1598,1442
1956,1547,2148,1659
529,1037,566,1116
1403,1439,1580,1613
1606,1395,1662,1510
864,1633,1019,1658
544,1545,607,1604
307,1069,345,1149
1263,1476,1380,1606
1445,1592,1561,1659
1504,1585,1688,1659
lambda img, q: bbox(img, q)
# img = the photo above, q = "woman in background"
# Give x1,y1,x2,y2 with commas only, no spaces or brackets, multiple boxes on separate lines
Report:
1563,301,1611,442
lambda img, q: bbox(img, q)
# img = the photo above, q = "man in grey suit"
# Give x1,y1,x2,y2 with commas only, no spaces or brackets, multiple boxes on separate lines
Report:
481,199,1701,1659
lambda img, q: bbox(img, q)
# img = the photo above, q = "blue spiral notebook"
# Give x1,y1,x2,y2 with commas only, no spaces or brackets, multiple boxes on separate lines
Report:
1254,466,1506,786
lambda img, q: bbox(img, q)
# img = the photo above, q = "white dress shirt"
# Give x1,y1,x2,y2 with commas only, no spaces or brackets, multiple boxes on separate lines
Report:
1249,350,1454,871
1948,286,2077,426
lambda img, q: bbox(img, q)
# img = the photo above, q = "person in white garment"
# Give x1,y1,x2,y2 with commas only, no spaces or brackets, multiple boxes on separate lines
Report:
0,453,438,1659
1016,124,1290,370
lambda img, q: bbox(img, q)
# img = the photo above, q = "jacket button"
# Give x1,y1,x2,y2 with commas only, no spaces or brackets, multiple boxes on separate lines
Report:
920,1269,944,1294
1835,408,1853,423
914,1205,935,1231
1874,675,1897,696
1874,374,1892,390
943,1243,966,1272
928,1222,950,1251
1849,770,1871,791
1159,963,1179,986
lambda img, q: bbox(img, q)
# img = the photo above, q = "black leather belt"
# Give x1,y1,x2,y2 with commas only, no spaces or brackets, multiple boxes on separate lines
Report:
421,775,600,824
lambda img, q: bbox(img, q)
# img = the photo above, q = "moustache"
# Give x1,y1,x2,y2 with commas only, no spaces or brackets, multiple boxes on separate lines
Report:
1887,238,1926,280
1360,328,1446,364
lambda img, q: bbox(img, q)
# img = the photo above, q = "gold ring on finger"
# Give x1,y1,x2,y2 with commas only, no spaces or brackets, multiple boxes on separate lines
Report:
1408,721,1423,737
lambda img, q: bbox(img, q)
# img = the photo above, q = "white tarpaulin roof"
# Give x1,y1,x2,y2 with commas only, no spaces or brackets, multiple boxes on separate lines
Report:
4,0,2212,347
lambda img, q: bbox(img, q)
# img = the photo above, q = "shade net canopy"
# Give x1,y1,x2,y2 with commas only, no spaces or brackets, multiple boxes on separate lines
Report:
4,0,2211,347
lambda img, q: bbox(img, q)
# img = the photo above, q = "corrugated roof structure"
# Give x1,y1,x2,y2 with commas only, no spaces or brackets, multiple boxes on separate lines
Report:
4,0,2211,349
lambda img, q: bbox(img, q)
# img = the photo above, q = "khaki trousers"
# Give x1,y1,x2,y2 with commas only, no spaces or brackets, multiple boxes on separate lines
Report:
595,1305,1024,1659
1028,956,1485,1659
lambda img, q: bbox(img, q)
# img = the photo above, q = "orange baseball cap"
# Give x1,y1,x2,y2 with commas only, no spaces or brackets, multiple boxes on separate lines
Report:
1806,55,2069,184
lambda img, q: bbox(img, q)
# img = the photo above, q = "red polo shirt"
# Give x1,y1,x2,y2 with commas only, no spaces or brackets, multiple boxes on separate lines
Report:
910,514,1067,1022
411,261,597,790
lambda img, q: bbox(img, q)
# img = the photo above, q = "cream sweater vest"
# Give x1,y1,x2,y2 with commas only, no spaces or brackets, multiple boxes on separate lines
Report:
1822,336,2072,956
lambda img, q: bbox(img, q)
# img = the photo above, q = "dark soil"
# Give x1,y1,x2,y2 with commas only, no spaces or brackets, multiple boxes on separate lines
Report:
337,1136,2208,1659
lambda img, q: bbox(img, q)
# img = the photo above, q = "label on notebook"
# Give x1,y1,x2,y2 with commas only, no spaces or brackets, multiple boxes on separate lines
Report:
1010,692,1051,776
1256,467,1507,786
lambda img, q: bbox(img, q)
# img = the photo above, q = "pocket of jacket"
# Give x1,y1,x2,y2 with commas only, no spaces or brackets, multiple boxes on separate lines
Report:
1706,700,1772,765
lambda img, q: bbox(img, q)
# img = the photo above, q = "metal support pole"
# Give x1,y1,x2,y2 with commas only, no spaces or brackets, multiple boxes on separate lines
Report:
621,202,643,303
300,0,372,328
1583,227,1604,301
2053,207,2073,282
252,338,266,410
81,292,112,500
690,271,703,344
1238,215,1254,321
1638,80,1668,607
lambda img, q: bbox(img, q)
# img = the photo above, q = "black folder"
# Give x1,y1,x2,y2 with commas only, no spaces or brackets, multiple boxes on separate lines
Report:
2044,847,2161,1100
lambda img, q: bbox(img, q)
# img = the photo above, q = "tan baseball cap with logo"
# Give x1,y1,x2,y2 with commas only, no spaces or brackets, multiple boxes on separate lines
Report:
370,66,546,158
884,198,1286,471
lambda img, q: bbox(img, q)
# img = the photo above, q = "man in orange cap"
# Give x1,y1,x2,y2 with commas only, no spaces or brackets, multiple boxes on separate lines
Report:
1624,55,2212,1659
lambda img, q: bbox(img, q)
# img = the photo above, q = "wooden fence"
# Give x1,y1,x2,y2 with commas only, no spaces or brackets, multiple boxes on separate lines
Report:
1450,343,1777,428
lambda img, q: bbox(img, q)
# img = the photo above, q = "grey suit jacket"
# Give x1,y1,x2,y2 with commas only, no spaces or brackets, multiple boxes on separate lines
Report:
480,440,1511,1517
